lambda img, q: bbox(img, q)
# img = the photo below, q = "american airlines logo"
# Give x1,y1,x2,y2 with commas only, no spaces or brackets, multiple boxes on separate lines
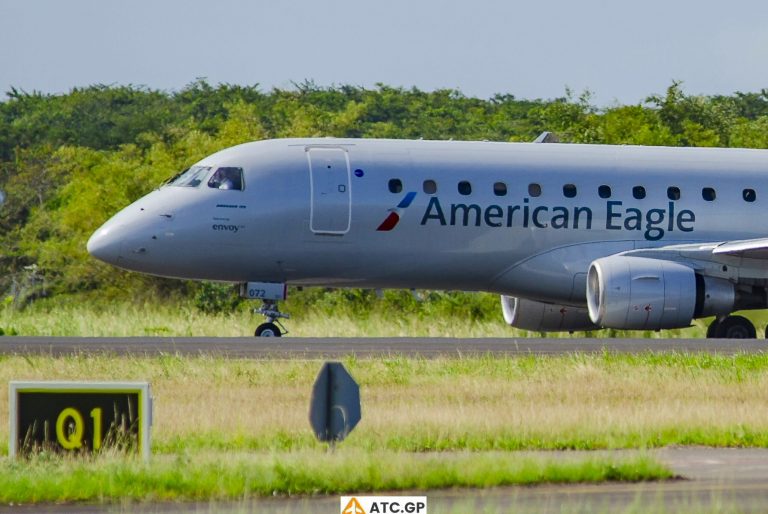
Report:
420,197,696,241
376,192,417,231
378,193,698,241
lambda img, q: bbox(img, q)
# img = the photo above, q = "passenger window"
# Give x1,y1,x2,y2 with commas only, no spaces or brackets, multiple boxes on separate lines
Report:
423,180,437,194
633,186,646,200
493,182,507,196
563,184,577,198
667,186,681,201
168,165,211,187
743,188,756,202
458,181,472,196
528,183,542,197
388,179,403,194
702,187,716,201
598,185,611,199
207,167,243,190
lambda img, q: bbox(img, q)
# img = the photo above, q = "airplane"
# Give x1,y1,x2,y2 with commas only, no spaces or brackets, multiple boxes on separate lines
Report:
87,134,768,338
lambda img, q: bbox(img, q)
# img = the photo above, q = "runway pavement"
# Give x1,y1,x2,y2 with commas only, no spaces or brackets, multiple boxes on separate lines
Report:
1,336,768,357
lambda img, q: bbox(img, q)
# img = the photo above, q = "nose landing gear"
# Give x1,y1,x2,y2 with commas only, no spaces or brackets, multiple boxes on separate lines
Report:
240,282,290,337
254,300,290,337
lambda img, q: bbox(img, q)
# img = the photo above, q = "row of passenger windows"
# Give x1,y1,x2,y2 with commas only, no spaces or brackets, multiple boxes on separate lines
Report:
388,179,757,203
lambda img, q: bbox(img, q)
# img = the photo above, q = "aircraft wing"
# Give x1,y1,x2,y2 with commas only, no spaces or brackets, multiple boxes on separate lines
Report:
711,238,768,259
620,237,768,281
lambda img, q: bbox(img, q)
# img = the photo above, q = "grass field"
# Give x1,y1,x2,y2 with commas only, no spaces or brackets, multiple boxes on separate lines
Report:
0,295,751,338
3,353,768,453
1,293,766,504
1,351,767,502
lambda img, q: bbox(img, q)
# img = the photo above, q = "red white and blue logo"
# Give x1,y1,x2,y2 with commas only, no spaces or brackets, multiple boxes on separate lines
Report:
376,192,417,231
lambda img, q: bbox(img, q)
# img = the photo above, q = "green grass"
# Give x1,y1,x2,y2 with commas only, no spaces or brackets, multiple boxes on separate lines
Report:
4,352,768,454
150,426,768,454
4,293,760,337
0,451,671,503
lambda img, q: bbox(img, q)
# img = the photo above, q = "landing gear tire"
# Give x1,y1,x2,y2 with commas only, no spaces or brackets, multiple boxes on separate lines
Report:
255,322,282,337
706,319,720,338
708,315,756,339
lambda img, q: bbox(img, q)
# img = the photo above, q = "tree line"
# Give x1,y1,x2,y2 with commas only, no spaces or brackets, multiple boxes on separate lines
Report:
1,80,767,305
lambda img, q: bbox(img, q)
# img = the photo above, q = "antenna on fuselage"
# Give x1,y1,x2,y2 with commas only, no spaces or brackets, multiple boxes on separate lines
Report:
532,131,559,143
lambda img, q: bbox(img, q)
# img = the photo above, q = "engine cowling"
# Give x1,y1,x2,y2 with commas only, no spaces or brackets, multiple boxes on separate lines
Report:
500,295,598,332
587,256,735,330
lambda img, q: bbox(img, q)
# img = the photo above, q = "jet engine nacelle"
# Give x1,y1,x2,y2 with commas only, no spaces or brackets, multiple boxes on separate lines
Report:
500,295,598,332
587,256,735,330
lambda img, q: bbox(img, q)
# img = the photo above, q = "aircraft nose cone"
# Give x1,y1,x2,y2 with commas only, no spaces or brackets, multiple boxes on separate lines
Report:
87,225,122,265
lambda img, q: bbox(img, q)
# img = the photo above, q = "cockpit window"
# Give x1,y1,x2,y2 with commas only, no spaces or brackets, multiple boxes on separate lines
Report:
208,167,244,191
168,166,211,187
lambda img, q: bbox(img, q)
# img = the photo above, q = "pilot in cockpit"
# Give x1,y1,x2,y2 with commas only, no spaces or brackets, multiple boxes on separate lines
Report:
207,167,243,190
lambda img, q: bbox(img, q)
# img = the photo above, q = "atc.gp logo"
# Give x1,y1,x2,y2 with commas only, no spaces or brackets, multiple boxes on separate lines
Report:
342,497,366,514
341,496,428,514
376,192,417,231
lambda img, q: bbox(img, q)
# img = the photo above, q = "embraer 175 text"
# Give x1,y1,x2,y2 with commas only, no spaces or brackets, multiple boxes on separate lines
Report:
87,135,768,338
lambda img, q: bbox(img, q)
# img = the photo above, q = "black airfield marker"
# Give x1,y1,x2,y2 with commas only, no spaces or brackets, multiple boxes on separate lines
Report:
309,362,361,447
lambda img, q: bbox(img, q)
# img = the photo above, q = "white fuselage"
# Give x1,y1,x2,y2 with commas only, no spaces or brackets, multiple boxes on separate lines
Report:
87,138,768,307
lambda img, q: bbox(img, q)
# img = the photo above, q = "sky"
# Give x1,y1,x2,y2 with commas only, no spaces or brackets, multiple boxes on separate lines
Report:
1,0,767,106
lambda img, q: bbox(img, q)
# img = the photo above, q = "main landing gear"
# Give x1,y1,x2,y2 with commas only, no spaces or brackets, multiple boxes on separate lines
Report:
239,282,290,337
706,315,757,339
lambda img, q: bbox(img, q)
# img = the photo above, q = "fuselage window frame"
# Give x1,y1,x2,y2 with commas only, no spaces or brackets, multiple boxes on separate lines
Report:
598,185,611,199
389,179,403,194
168,165,212,188
423,180,437,195
493,182,507,196
743,188,756,202
632,186,646,200
458,180,472,196
563,184,577,198
528,183,542,197
667,186,681,201
702,187,716,201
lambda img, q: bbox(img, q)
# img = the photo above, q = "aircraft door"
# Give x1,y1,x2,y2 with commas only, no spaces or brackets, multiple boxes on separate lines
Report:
307,147,351,234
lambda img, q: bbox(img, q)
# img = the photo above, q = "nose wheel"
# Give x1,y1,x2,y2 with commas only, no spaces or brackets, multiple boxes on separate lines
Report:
254,300,290,337
255,321,282,337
